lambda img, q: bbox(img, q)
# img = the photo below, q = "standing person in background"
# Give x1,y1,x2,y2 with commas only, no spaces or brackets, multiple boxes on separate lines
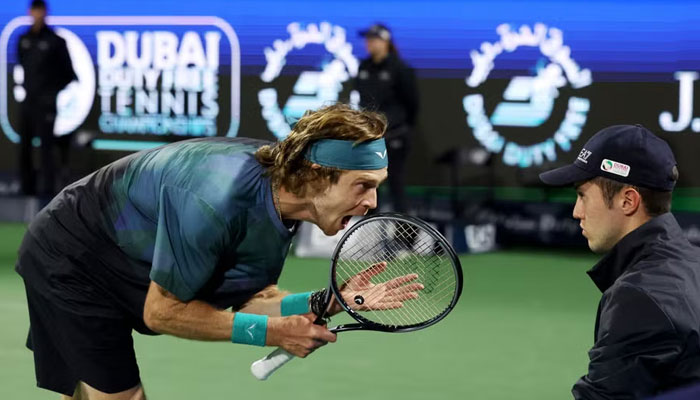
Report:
17,0,76,197
355,23,419,213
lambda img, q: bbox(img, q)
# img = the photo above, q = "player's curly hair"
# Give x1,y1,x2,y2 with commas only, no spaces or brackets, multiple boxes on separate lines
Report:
255,104,387,197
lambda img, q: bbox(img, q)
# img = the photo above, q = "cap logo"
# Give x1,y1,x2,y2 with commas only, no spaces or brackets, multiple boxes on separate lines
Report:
577,148,592,164
601,159,630,177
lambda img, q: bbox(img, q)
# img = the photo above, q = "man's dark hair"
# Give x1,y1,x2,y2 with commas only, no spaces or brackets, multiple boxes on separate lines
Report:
30,0,47,9
590,169,678,216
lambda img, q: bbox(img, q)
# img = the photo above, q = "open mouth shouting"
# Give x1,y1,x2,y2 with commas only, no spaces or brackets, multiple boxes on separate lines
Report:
341,215,352,230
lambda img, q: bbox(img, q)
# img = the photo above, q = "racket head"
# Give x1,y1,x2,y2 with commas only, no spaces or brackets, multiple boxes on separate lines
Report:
327,213,463,332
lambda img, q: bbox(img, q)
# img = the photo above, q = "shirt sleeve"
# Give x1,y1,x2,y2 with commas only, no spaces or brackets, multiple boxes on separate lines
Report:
149,185,231,302
572,283,682,400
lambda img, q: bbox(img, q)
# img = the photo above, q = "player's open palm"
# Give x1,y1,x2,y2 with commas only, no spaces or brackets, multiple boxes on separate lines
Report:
266,313,337,358
338,261,424,312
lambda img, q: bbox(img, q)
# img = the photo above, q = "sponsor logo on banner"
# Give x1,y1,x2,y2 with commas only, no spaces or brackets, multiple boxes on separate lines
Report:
659,71,700,133
258,22,360,140
464,224,497,253
463,23,592,168
0,16,240,151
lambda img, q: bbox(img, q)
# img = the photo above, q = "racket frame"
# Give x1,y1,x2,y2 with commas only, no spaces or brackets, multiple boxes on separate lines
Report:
251,213,464,380
320,213,463,333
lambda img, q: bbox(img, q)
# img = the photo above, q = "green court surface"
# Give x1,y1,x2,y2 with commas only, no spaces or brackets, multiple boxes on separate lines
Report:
0,223,601,400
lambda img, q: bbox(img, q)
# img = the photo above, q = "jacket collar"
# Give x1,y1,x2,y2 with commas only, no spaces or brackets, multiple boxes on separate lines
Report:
587,213,681,292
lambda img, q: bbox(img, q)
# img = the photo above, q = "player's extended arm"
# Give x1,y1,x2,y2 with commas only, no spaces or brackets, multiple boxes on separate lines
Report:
143,281,336,357
143,281,233,340
237,285,290,316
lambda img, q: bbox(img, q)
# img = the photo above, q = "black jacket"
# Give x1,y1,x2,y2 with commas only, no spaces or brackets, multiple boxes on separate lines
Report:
354,53,418,131
573,213,700,399
18,24,76,101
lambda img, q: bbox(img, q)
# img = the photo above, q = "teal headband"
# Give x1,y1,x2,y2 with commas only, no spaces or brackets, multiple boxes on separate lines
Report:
304,138,388,170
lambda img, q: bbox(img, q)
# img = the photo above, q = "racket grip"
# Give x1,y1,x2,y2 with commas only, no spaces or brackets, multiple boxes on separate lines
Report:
250,348,295,380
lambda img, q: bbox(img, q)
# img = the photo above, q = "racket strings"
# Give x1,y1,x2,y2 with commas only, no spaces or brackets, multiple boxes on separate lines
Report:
344,249,455,326
337,229,430,325
344,224,452,296
334,219,458,327
371,254,457,324
387,224,451,294
337,230,433,326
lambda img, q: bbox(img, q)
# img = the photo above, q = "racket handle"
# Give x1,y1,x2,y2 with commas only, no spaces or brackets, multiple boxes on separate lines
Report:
251,348,295,380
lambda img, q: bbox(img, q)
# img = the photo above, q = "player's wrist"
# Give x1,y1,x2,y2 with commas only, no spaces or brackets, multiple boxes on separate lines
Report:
309,289,329,316
264,316,293,347
231,312,268,346
280,292,313,316
279,289,328,317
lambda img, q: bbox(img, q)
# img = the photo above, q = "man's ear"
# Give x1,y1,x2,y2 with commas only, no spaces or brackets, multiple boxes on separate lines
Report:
311,163,321,170
620,187,642,216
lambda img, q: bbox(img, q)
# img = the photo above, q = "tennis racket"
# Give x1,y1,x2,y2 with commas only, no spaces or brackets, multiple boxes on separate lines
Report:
250,213,463,380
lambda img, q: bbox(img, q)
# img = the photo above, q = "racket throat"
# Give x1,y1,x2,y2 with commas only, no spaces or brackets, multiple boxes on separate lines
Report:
329,324,366,333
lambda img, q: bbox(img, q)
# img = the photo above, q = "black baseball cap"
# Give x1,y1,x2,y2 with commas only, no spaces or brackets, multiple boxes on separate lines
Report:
359,23,391,41
539,124,677,191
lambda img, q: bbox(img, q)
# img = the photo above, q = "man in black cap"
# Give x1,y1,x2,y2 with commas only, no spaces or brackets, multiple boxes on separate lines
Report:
355,23,418,213
540,125,700,398
17,0,76,197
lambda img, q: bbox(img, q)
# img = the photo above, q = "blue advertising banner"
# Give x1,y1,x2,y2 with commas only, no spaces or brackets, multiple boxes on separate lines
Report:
1,0,698,188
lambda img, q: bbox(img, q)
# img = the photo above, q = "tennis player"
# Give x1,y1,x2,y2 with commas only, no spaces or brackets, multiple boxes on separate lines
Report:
16,104,423,399
540,124,700,398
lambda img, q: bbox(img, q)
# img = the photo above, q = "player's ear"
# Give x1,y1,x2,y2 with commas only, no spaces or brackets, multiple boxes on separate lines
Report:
311,163,321,170
620,187,641,216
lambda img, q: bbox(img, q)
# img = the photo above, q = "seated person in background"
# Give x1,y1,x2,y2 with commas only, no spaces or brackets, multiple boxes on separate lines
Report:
540,124,700,399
